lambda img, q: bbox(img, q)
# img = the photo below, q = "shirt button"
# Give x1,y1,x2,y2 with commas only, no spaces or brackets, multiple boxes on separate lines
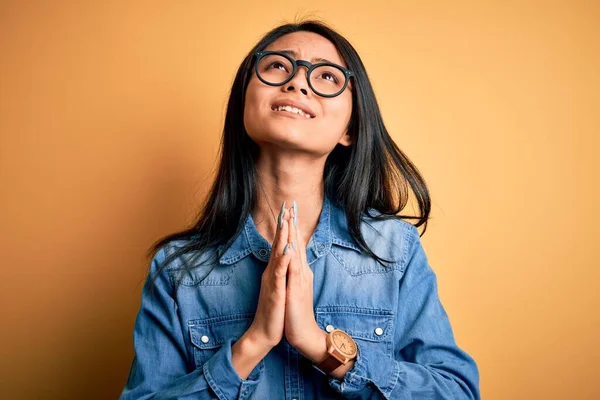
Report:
317,243,325,251
201,335,210,343
374,327,384,336
258,248,268,257
325,324,335,333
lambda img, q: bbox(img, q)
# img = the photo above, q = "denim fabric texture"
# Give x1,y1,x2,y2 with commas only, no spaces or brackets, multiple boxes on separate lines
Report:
120,195,480,399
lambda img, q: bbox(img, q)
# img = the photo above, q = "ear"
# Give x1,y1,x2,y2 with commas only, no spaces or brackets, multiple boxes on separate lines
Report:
337,130,353,147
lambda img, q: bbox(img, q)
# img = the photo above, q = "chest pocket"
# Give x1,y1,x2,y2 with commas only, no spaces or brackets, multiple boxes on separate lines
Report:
315,306,394,359
188,312,254,368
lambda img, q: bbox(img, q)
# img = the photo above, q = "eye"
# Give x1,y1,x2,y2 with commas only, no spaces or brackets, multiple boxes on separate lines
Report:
321,72,338,83
312,69,341,85
268,62,288,72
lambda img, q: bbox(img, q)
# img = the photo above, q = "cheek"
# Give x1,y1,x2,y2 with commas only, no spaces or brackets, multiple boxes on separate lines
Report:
323,96,353,130
245,80,260,112
243,80,266,131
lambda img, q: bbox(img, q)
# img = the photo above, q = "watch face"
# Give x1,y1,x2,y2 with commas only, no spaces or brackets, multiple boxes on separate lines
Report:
332,331,356,356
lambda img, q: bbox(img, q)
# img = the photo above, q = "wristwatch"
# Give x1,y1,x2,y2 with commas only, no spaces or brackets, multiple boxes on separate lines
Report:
314,328,358,374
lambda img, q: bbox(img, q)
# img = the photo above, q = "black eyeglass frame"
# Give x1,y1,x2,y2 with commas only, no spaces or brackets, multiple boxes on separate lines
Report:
253,50,355,98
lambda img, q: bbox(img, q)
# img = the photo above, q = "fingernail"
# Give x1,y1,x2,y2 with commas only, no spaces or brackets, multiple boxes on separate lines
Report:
283,243,289,255
291,241,296,250
293,200,298,227
278,201,286,228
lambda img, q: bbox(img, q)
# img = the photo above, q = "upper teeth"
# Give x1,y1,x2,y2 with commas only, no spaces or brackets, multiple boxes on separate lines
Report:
274,105,312,118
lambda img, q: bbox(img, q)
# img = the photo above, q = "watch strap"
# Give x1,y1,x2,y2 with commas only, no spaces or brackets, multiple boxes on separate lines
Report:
315,353,344,374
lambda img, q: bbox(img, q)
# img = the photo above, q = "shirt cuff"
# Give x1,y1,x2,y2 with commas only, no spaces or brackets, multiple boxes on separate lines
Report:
328,344,399,398
203,338,264,400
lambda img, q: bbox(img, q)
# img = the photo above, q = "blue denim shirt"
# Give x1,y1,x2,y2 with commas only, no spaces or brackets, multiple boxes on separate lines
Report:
120,195,480,399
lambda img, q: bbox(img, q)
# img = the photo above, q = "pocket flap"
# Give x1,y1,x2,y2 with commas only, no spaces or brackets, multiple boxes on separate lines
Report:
189,312,254,350
315,306,393,342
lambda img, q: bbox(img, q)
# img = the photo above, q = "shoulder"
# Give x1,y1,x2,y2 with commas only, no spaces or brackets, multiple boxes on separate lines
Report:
150,238,219,273
365,210,421,270
362,207,418,238
331,205,420,272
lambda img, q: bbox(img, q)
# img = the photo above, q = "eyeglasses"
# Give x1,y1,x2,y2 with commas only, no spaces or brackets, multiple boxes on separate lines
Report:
253,51,354,98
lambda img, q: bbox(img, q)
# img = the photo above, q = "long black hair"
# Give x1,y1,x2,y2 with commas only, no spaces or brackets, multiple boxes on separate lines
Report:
146,20,430,290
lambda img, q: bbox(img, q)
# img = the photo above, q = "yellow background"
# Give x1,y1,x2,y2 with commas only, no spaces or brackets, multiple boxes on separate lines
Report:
1,1,598,399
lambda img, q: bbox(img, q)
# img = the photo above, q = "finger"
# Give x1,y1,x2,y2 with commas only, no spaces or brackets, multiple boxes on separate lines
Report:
289,201,305,278
296,224,309,268
271,209,291,280
288,201,298,255
272,206,289,259
287,233,301,281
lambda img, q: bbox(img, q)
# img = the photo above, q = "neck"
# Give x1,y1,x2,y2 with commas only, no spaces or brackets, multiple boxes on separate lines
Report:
251,150,326,245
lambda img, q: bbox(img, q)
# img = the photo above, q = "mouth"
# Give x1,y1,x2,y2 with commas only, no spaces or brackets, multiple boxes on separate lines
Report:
271,105,313,119
270,100,316,119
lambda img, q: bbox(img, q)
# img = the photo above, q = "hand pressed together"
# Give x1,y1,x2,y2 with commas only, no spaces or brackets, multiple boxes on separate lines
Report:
283,202,327,361
247,201,327,363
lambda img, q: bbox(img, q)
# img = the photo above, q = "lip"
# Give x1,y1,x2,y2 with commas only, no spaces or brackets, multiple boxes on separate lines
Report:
270,99,316,118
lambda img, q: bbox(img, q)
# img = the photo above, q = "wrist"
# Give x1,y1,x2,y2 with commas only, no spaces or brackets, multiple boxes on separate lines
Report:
242,329,276,359
231,331,273,380
330,358,355,380
295,327,328,364
309,328,358,380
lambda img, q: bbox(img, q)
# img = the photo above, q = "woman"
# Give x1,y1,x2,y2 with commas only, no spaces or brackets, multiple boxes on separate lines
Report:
120,20,480,399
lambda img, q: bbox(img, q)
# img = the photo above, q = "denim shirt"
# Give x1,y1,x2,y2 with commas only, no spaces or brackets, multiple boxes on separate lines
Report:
120,195,480,399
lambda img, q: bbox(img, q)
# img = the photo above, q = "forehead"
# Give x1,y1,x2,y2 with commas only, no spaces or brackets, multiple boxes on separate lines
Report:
264,31,347,68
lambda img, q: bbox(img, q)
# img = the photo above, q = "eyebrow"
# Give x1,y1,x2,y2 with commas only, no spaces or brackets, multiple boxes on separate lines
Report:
278,49,339,65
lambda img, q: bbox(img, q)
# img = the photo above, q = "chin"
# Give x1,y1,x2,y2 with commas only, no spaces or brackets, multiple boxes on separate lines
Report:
246,129,298,146
264,120,307,139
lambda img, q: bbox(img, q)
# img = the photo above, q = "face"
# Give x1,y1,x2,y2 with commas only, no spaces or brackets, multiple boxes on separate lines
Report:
244,31,353,156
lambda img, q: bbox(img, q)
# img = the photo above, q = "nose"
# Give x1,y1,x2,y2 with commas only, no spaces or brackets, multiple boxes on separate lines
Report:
283,65,310,97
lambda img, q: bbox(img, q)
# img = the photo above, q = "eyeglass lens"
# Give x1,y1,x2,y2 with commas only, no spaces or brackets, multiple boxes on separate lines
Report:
257,53,347,96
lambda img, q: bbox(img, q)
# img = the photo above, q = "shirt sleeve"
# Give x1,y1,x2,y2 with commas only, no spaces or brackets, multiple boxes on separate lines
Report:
119,245,265,400
328,225,480,399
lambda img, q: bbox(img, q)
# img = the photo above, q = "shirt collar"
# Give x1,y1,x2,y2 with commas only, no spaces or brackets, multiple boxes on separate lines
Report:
217,194,361,265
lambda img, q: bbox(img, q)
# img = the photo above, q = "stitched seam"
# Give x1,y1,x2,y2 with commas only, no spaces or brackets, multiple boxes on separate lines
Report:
330,246,402,276
390,219,418,273
188,312,255,326
331,236,362,252
385,360,401,399
315,306,394,315
203,362,228,400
